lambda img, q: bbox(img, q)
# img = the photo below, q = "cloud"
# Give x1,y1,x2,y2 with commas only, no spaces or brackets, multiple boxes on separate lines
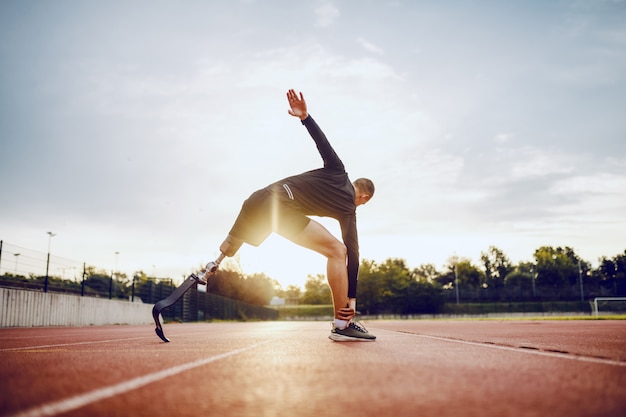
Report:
315,2,340,27
2,0,625,283
508,147,576,179
357,37,385,55
493,133,515,144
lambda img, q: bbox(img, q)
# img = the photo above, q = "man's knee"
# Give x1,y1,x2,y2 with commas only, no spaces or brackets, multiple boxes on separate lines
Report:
328,240,347,260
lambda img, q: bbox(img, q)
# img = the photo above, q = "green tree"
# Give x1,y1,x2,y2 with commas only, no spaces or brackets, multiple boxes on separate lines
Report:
534,246,578,288
616,251,626,295
376,258,415,313
283,284,303,302
272,281,302,302
480,246,513,294
442,258,486,300
357,258,444,314
597,250,626,296
455,259,485,290
354,258,414,313
132,270,174,303
301,274,331,304
434,265,455,290
405,279,445,314
239,273,275,306
504,270,534,300
83,267,113,297
533,246,595,299
355,259,380,312
412,263,439,283
207,269,243,300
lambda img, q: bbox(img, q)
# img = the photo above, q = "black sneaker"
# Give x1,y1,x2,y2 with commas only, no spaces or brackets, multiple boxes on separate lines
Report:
329,322,376,342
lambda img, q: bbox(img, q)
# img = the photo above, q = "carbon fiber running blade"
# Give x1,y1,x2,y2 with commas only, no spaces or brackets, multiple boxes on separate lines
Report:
155,326,170,343
151,275,199,342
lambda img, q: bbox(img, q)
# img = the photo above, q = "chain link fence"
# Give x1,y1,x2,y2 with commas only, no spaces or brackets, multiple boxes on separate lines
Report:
0,240,278,322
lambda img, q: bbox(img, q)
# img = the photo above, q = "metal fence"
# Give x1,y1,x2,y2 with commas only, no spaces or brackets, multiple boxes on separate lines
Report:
0,240,278,323
144,282,279,322
0,240,85,283
440,300,592,315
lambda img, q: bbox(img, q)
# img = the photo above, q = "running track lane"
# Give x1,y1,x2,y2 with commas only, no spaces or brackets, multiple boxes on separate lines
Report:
1,320,625,417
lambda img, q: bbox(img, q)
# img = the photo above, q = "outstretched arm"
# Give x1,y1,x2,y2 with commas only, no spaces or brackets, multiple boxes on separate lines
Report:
287,89,344,171
287,89,308,120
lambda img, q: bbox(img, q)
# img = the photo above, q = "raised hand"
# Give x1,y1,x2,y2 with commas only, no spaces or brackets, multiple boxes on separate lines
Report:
286,89,308,120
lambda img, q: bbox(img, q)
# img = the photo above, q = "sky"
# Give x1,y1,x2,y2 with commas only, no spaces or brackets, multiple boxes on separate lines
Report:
1,0,625,288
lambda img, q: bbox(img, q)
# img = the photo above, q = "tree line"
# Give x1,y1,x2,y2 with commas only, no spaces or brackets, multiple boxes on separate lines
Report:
1,246,624,315
284,246,626,315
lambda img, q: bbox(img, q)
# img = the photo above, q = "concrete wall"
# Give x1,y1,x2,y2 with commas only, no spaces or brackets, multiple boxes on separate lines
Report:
0,287,154,327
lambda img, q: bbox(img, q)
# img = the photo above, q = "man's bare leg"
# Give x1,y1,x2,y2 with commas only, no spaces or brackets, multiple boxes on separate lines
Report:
284,219,353,324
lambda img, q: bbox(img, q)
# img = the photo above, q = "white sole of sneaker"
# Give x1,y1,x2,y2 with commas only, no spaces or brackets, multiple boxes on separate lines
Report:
328,333,376,342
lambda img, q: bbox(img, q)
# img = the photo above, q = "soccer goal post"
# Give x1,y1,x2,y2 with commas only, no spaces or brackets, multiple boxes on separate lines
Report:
591,297,626,316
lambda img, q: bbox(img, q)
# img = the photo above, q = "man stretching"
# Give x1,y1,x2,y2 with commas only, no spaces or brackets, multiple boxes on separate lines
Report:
216,89,375,341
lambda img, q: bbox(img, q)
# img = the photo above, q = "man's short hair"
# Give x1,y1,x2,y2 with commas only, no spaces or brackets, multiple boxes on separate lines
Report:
354,178,375,198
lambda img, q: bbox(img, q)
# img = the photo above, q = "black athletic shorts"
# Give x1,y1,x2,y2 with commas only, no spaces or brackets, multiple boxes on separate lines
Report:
227,186,311,247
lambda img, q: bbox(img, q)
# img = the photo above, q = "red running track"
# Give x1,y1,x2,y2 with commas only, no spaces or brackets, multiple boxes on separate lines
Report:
1,320,625,417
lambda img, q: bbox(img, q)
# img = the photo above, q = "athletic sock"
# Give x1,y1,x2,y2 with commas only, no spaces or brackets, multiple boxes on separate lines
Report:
334,319,348,330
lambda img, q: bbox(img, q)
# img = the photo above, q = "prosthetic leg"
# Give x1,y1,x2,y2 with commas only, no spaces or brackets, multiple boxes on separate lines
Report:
152,235,243,342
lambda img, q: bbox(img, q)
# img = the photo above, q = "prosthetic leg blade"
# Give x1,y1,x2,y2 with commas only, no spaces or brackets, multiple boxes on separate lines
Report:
154,321,170,343
151,258,224,342
152,275,200,342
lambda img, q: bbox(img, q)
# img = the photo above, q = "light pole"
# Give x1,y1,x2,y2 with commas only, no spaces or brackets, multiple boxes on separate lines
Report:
14,253,20,274
131,275,136,302
44,231,56,292
454,263,460,305
111,251,120,300
114,251,120,279
578,259,584,302
531,266,537,298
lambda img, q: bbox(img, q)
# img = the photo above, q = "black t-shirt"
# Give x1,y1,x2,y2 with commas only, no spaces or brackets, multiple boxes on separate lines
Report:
271,115,360,298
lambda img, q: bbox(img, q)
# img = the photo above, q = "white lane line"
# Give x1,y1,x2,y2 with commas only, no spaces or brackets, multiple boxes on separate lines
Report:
0,337,152,351
8,340,271,417
0,332,207,352
400,332,626,367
